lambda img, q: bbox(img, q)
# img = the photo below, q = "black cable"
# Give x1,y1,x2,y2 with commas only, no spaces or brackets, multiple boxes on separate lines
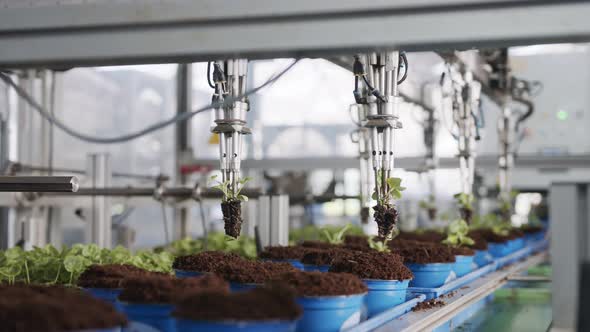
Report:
206,62,215,89
362,75,387,103
397,52,409,85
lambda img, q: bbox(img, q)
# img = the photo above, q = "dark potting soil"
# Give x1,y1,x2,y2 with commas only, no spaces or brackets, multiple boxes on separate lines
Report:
460,207,473,224
258,245,310,260
222,199,243,238
510,228,526,238
373,204,398,239
273,271,367,296
467,232,488,250
469,229,511,243
412,298,445,311
215,260,297,284
449,246,475,256
118,273,229,303
173,285,302,322
396,230,446,243
521,225,544,234
77,264,151,289
172,251,243,272
427,208,437,220
301,249,353,266
390,240,456,264
343,235,370,249
0,284,127,331
329,251,413,280
299,240,338,250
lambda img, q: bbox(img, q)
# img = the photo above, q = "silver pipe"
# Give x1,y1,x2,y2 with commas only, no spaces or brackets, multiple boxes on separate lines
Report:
0,176,78,192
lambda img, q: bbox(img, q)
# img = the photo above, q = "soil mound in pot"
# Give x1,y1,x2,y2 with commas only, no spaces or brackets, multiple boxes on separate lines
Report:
172,251,243,272
119,273,229,303
449,246,475,256
216,260,298,284
397,230,445,243
469,229,511,243
521,225,544,234
173,285,302,321
373,204,398,239
259,245,310,260
299,241,337,250
466,232,488,250
390,240,456,264
0,284,127,332
329,251,413,280
343,235,370,249
274,271,367,296
77,264,151,288
301,249,354,266
222,200,243,238
510,228,525,238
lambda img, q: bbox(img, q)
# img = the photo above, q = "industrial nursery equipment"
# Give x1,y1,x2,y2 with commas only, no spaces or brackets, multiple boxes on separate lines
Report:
2,0,587,331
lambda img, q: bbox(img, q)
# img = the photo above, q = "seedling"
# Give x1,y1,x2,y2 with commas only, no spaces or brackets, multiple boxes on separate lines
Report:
368,236,392,252
322,224,351,245
372,175,406,206
442,219,475,247
453,193,474,210
210,175,252,202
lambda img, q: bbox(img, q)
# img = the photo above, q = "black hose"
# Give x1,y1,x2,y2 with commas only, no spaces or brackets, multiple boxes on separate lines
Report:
206,62,215,89
512,95,534,131
397,52,409,85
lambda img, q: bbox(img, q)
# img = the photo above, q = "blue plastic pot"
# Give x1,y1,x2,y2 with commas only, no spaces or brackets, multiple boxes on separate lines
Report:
174,269,205,278
295,293,365,332
512,238,525,251
488,242,511,258
473,250,492,267
120,302,175,332
303,264,330,272
84,288,122,311
230,282,261,292
452,255,474,278
363,279,410,317
406,263,454,288
175,319,297,332
263,259,305,270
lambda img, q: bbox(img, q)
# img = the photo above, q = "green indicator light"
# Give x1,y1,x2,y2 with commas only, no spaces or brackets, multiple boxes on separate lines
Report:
556,110,568,121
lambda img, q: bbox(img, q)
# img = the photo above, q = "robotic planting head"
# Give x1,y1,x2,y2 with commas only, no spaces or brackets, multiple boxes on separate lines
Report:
352,52,408,238
209,59,251,237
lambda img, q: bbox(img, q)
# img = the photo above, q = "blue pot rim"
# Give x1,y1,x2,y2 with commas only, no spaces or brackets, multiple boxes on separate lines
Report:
406,262,454,271
298,292,367,300
174,269,210,274
455,255,475,260
119,302,173,308
303,264,330,268
175,318,299,326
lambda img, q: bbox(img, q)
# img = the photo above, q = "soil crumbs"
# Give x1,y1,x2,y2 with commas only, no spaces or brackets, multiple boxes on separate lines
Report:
412,298,446,311
259,245,310,260
172,251,243,272
215,260,298,284
77,264,155,289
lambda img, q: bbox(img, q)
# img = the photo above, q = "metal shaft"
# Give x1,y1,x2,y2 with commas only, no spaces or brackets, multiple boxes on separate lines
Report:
0,176,78,192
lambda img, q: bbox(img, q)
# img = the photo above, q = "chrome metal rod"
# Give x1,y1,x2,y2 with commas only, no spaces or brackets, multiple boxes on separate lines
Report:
0,176,78,192
44,186,262,199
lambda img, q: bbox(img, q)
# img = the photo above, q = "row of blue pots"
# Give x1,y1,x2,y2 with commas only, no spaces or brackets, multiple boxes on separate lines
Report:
488,237,526,258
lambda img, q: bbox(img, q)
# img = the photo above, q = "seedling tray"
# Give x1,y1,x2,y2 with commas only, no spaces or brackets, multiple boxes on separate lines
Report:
343,295,426,332
406,262,497,300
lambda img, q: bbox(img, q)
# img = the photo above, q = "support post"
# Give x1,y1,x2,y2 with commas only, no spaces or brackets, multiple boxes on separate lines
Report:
86,153,112,248
174,63,192,240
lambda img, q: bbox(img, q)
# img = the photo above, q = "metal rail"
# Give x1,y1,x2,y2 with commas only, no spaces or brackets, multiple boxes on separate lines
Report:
375,251,548,331
0,1,589,67
0,176,78,192
43,186,263,199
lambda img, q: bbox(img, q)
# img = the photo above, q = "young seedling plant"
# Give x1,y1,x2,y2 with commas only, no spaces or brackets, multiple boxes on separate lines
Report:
454,192,475,224
321,224,351,245
210,175,252,238
368,236,392,253
442,219,475,247
419,194,437,220
372,175,406,240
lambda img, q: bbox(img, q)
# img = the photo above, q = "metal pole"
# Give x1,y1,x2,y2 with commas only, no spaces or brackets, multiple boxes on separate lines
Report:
174,63,192,240
86,153,111,248
0,176,78,192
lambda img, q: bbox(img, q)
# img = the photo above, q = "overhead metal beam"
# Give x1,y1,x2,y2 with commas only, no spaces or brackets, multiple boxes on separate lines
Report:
0,1,589,68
